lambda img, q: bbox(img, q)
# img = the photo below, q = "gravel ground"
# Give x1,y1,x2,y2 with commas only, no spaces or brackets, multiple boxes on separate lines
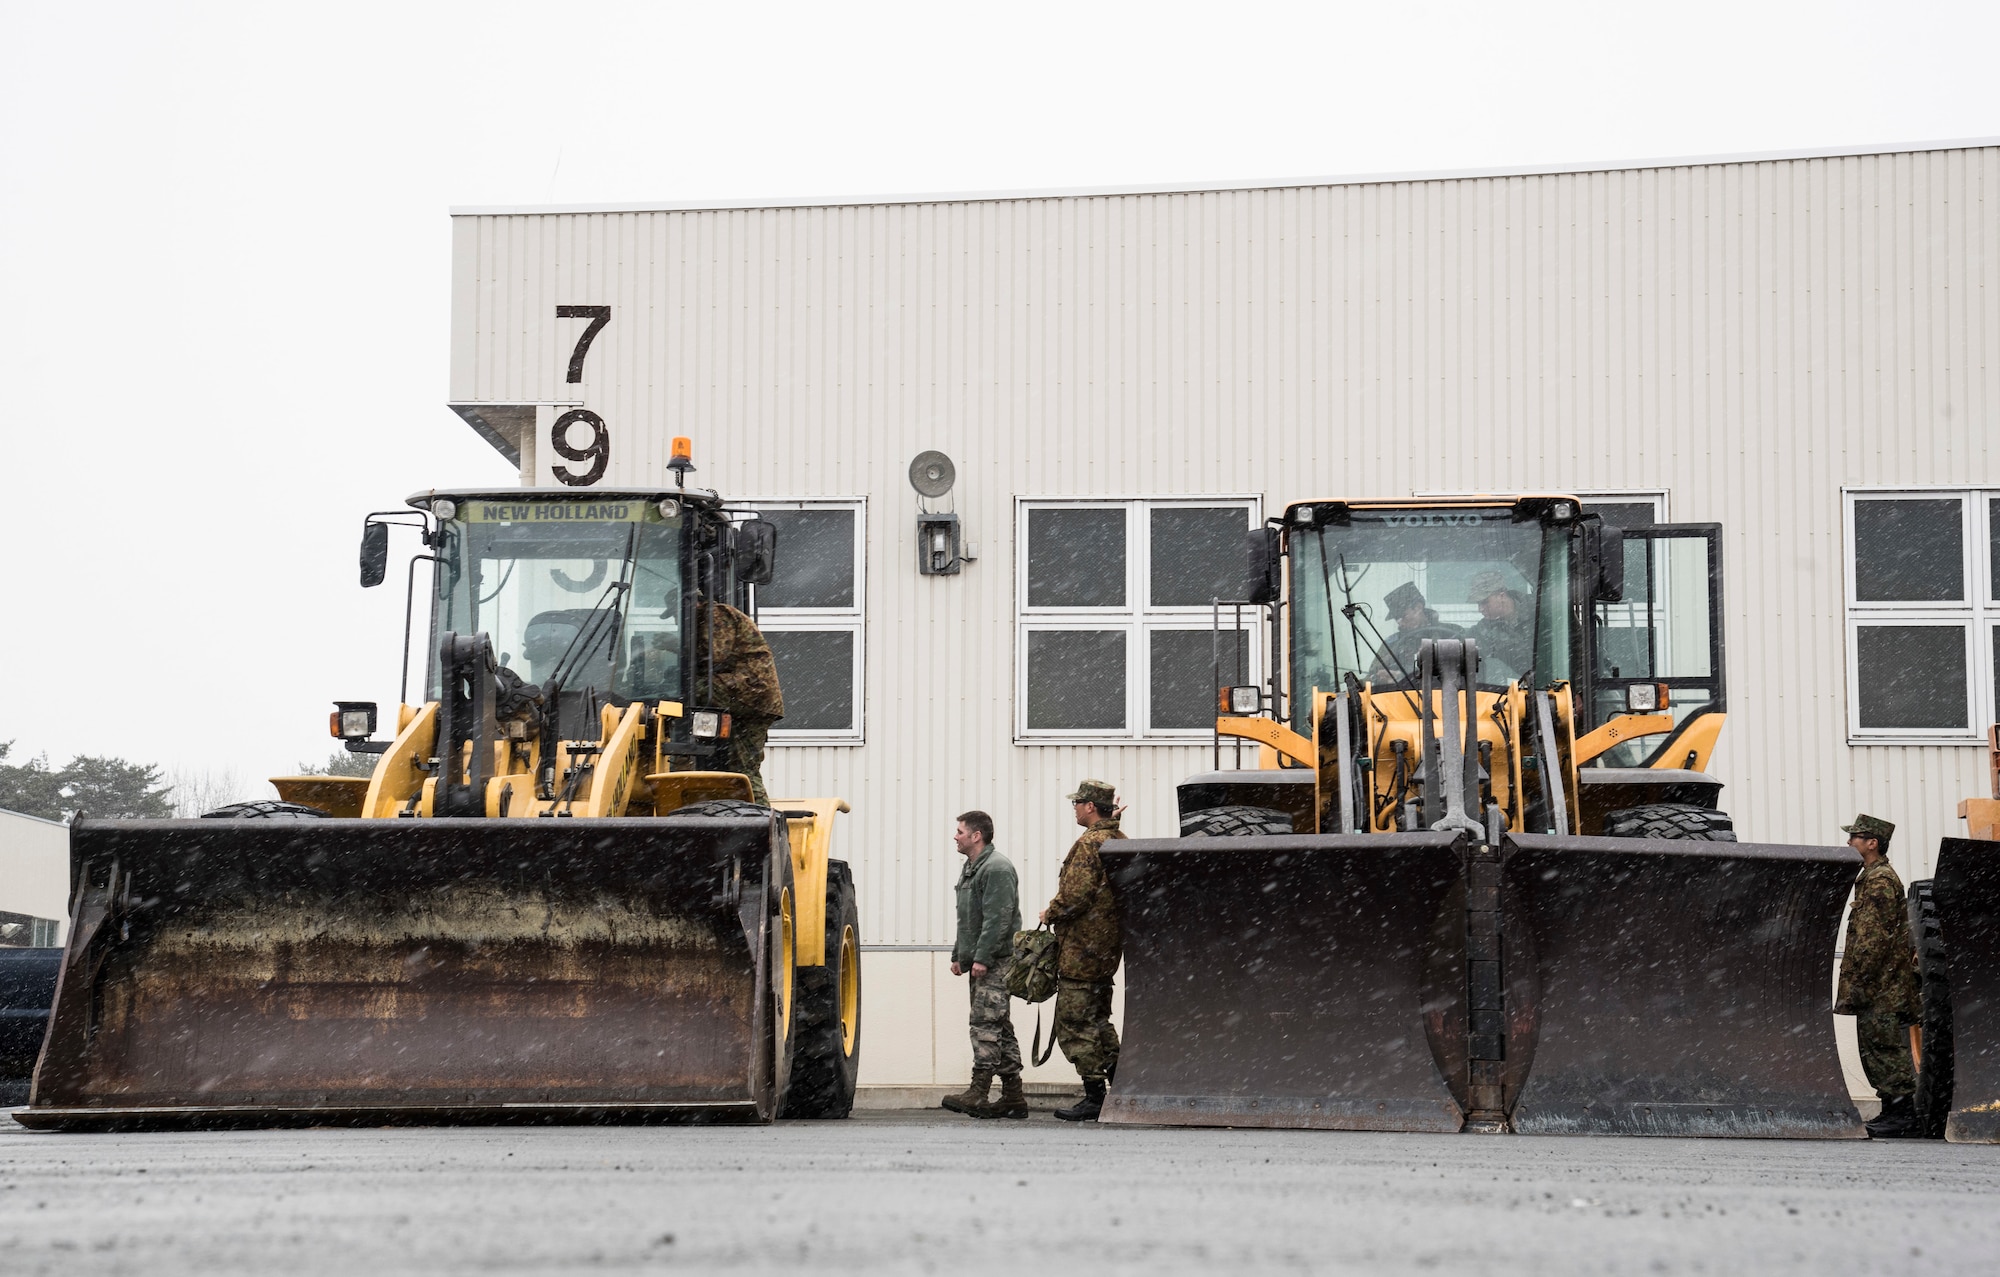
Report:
3,1105,1995,1275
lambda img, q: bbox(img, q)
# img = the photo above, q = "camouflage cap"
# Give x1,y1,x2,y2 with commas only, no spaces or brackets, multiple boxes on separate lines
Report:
1067,779,1117,806
1384,582,1427,615
1467,570,1511,603
1841,813,1896,841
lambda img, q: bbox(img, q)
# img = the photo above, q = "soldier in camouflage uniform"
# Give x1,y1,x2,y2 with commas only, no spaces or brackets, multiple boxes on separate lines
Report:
1834,813,1923,1138
694,600,784,804
942,811,1025,1119
1040,778,1126,1121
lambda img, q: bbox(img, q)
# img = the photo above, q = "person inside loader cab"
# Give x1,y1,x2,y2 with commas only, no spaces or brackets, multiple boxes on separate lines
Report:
1466,571,1533,680
1368,583,1450,683
1834,813,1924,1139
693,599,784,804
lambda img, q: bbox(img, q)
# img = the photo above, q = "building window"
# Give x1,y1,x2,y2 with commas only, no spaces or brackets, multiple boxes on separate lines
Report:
1844,490,1998,743
1016,498,1260,740
750,499,865,744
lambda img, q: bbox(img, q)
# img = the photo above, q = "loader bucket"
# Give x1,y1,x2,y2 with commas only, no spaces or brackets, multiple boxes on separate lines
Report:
18,815,793,1131
1501,834,1864,1138
1097,832,1470,1131
1934,837,2000,1142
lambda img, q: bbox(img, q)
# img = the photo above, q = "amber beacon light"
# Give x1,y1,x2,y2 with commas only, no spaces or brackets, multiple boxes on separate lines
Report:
668,436,695,487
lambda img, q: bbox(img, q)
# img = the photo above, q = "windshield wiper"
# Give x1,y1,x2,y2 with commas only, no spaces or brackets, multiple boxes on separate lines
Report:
1324,544,1422,717
544,522,640,703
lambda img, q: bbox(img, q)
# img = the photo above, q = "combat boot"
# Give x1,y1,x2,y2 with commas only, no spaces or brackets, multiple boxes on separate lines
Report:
973,1073,1028,1120
940,1067,994,1115
1053,1078,1106,1122
1866,1094,1921,1139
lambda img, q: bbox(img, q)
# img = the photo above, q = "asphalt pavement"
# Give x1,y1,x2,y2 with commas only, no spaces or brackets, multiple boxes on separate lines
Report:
3,1104,1995,1275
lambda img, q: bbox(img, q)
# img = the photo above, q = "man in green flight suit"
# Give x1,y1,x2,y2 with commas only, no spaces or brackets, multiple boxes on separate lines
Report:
1039,778,1126,1122
694,599,784,804
942,810,1026,1120
1834,813,1923,1139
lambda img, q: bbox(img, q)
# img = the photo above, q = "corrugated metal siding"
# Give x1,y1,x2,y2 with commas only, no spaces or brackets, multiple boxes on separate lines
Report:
450,145,2000,944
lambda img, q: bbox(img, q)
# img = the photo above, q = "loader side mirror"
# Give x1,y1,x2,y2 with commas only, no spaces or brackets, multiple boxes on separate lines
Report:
1589,521,1624,602
737,519,778,587
360,521,389,588
1246,528,1283,605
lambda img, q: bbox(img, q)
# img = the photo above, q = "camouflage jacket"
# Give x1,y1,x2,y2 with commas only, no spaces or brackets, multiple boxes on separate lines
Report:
695,601,784,721
1046,819,1125,981
1836,859,1921,1021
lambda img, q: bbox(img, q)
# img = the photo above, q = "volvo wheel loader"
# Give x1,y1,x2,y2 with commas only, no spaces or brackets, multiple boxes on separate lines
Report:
22,458,862,1129
1913,725,2000,1141
1099,495,1865,1138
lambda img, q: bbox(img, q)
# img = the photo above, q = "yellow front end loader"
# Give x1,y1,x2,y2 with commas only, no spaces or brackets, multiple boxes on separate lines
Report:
1918,726,2000,1141
24,476,861,1129
1099,496,1865,1138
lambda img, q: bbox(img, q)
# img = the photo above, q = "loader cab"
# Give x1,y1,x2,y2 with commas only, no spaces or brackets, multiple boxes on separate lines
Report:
1283,496,1724,766
412,488,767,742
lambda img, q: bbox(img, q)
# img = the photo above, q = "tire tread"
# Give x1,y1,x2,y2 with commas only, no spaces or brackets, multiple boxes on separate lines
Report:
1602,802,1737,842
1179,805,1295,838
199,800,332,820
1908,878,1953,1138
781,861,860,1119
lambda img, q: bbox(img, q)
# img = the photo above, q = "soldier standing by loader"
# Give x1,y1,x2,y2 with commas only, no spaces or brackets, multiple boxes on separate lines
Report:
695,598,784,804
942,811,1025,1120
1835,814,1924,1139
1039,779,1126,1122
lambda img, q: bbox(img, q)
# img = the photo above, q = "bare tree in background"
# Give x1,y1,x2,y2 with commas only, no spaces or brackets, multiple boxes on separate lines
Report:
298,751,377,779
167,766,255,819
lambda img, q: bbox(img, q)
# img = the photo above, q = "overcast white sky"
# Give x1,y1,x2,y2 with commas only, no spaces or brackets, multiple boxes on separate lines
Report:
2,0,1996,795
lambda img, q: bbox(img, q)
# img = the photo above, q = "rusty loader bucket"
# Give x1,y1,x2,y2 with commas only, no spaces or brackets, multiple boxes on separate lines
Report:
1501,834,1864,1138
19,814,796,1131
1098,832,1471,1132
1934,837,2000,1142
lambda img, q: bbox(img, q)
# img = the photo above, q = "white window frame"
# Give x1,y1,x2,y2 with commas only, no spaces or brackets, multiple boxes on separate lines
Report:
744,497,867,746
1015,496,1263,743
1842,487,1998,745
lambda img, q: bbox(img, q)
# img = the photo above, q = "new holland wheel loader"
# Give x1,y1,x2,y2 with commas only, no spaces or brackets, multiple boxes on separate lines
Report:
1099,495,1865,1137
22,464,862,1129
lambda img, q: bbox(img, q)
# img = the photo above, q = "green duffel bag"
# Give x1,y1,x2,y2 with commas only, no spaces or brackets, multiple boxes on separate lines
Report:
1006,924,1063,1066
1006,925,1060,1004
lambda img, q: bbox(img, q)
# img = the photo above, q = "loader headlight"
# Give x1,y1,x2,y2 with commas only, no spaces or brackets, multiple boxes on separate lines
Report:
690,710,733,740
1220,685,1262,715
330,701,378,740
432,499,458,521
1624,683,1670,713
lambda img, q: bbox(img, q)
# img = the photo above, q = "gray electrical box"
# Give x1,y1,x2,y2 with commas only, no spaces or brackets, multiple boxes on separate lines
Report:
917,512,962,575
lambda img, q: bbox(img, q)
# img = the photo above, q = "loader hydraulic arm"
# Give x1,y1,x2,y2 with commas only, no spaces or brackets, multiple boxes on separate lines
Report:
1572,711,1676,766
1217,716,1316,768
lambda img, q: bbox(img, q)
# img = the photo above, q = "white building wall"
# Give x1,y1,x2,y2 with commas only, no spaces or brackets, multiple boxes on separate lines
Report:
448,141,2000,1088
0,808,70,945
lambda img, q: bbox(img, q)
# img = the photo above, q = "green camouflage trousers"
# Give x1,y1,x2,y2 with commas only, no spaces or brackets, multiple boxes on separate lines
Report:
969,958,1022,1077
1856,1010,1916,1100
1054,976,1120,1082
719,717,772,805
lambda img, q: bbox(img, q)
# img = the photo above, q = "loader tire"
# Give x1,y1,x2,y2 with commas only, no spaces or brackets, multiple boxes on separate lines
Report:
199,801,331,820
664,799,778,820
1179,805,1295,838
1909,878,1954,1138
782,861,862,1119
1601,802,1736,842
